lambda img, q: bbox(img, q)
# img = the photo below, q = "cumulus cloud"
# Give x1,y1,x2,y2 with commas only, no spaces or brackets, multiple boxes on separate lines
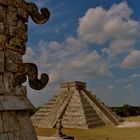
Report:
24,38,112,86
78,2,140,57
130,73,140,78
107,84,114,93
23,1,140,106
124,84,134,93
121,50,140,68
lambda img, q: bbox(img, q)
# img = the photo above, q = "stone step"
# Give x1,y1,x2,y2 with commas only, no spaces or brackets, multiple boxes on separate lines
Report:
87,121,105,128
62,122,88,128
62,116,102,124
45,102,56,106
64,111,98,117
62,114,86,118
83,110,97,114
84,113,99,118
62,119,86,124
86,118,102,123
38,109,51,113
65,107,96,114
67,100,82,104
34,113,49,118
65,107,84,112
66,106,83,110
67,102,91,108
64,110,85,114
49,97,57,101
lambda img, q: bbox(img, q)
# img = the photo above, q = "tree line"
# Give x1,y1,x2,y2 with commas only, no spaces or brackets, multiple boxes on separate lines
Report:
28,104,140,117
111,104,140,117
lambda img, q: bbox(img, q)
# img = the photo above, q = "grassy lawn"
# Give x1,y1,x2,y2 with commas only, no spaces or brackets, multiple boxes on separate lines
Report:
35,116,140,140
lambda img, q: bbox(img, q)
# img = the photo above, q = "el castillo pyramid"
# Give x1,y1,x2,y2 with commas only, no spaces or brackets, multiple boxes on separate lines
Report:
31,81,124,129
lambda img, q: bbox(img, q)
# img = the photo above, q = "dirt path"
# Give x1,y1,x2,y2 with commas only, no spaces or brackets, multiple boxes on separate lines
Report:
117,121,140,128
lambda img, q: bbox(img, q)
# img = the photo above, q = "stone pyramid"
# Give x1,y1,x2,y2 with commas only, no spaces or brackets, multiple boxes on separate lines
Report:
31,81,124,129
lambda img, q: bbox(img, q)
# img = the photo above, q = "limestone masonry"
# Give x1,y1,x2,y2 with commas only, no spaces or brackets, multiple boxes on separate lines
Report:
32,81,124,129
0,0,50,139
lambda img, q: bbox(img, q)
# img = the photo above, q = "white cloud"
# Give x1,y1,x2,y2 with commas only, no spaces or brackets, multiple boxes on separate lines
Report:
121,50,140,68
23,47,36,63
107,84,114,93
108,2,133,18
24,38,112,86
23,1,140,106
130,73,140,78
124,84,134,93
78,2,140,57
48,41,62,50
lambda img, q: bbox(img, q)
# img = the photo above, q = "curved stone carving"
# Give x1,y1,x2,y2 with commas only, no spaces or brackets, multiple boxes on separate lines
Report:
24,63,49,90
27,2,50,24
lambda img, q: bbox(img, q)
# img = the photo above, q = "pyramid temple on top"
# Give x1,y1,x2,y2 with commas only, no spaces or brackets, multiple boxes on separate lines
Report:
31,81,124,129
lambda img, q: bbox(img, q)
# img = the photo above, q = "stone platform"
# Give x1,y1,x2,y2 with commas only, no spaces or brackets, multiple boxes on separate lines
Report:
38,136,74,140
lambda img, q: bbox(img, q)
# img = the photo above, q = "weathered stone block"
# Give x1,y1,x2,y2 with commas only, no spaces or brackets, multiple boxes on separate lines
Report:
7,6,18,36
0,35,6,50
2,111,19,132
15,85,27,96
8,132,19,140
16,20,28,41
3,72,15,94
0,0,50,139
6,38,26,55
17,8,28,22
0,103,3,111
19,114,38,140
0,113,4,133
0,74,5,94
0,96,34,110
0,133,9,140
0,51,4,73
0,5,6,34
5,50,22,72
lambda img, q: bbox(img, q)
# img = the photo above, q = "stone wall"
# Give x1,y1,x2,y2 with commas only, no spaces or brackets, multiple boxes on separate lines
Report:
0,0,50,139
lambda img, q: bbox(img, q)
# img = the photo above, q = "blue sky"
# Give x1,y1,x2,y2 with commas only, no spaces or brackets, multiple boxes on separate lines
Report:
24,0,140,107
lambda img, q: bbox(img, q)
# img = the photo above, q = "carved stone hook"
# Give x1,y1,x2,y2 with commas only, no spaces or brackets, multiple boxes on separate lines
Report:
27,2,50,24
15,63,49,90
24,63,49,90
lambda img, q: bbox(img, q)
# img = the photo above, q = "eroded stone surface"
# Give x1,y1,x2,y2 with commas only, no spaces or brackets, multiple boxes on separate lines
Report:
8,132,19,140
2,111,19,132
0,133,9,140
0,113,4,133
19,114,38,140
0,96,34,110
15,85,27,96
0,0,50,139
0,74,5,94
3,72,15,95
0,51,4,72
0,5,6,35
5,50,22,72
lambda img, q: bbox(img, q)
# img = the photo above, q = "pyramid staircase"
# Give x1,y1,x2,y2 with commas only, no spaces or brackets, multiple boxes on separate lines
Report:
31,81,124,129
31,95,58,127
62,90,105,129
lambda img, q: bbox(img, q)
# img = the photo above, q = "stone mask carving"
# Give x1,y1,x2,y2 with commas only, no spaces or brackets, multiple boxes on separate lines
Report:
0,0,50,90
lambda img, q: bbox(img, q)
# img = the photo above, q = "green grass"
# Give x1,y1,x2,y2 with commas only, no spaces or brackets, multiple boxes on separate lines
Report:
35,116,140,140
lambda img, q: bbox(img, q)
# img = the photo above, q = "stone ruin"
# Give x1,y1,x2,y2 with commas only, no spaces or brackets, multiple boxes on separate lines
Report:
0,0,50,139
54,119,74,140
32,81,124,129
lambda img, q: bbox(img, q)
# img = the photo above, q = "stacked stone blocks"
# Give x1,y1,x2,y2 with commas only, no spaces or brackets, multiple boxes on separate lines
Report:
0,0,50,139
32,81,124,129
